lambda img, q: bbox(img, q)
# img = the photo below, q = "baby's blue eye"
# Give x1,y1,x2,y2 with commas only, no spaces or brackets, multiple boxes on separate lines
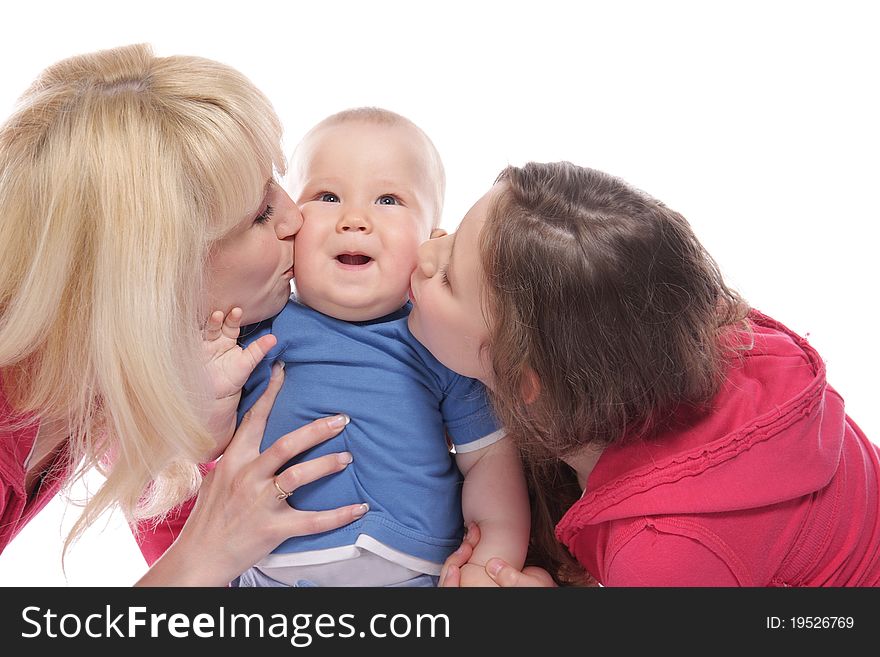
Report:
320,192,339,203
377,195,398,206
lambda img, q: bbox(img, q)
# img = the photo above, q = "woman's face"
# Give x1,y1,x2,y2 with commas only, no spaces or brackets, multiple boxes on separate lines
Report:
206,181,302,325
408,184,501,385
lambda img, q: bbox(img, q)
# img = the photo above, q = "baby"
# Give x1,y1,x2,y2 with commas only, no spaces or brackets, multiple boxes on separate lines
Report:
235,108,529,587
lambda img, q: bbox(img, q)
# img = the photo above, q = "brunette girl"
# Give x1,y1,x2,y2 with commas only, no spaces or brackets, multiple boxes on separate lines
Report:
416,162,880,586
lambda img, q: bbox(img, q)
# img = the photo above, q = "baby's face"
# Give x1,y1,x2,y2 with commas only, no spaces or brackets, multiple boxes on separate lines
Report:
291,121,438,321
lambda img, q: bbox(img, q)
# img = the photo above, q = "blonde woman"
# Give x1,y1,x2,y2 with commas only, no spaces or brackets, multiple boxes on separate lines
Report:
0,44,367,585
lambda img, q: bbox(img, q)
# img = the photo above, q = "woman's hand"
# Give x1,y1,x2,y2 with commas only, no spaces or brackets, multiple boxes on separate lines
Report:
439,523,557,588
202,307,276,458
136,362,367,586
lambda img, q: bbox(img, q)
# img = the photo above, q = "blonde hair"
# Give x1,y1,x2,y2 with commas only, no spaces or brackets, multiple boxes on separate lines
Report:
0,43,286,550
291,106,445,226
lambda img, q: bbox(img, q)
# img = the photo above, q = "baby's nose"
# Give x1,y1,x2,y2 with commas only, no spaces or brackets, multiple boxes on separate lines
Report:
338,212,370,232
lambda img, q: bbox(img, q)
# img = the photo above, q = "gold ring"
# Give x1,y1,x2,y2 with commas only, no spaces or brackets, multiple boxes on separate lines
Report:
273,477,292,500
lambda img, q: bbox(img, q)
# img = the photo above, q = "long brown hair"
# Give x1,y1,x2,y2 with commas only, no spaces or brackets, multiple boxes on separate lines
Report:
480,162,749,584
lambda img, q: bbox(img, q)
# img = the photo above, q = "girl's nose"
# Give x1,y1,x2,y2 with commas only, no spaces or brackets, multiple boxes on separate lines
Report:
416,237,440,279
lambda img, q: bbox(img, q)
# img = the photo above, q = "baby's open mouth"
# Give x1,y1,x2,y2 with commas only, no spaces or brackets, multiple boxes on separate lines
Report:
336,254,372,266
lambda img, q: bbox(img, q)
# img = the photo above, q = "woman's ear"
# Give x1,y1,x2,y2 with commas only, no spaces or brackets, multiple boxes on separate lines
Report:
520,368,540,404
430,228,448,239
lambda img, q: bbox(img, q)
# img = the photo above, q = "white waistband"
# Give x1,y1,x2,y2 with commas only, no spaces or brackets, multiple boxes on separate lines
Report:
257,535,442,586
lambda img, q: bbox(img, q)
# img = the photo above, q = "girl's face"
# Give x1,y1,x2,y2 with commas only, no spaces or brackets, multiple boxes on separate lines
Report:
206,181,302,324
408,184,501,385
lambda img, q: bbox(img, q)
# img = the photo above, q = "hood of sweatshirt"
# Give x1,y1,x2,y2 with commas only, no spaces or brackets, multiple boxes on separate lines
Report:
557,311,844,545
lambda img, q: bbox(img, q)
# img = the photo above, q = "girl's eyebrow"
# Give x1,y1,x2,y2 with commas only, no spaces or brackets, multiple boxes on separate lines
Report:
446,231,457,281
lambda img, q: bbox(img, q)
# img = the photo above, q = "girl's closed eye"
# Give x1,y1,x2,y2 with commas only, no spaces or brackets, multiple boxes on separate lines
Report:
439,265,450,287
253,204,274,225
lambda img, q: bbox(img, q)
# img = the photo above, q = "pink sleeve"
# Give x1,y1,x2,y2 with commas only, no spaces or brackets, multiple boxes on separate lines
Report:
604,528,741,586
132,461,216,566
0,477,14,553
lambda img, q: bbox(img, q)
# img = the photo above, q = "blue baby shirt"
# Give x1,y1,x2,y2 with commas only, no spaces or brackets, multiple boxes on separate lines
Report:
238,300,501,565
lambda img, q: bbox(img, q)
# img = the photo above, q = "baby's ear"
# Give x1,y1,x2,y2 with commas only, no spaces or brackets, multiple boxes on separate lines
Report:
520,368,540,405
430,228,448,239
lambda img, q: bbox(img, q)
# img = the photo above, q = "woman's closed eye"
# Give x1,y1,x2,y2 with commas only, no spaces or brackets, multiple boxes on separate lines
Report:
439,265,450,287
253,204,274,225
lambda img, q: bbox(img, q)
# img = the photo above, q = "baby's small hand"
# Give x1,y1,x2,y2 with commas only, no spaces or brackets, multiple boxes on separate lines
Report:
202,308,276,401
201,308,276,458
457,562,500,588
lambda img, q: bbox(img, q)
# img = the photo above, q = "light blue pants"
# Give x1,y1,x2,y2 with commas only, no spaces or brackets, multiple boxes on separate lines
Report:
232,568,439,588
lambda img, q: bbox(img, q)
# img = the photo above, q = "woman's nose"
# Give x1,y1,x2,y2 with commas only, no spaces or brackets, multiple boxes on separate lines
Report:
275,191,303,239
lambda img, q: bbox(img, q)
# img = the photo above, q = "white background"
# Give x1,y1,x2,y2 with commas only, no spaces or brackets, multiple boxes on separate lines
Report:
1,0,877,586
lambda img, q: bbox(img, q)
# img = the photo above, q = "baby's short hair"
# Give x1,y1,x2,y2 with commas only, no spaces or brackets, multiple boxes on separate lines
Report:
298,107,445,227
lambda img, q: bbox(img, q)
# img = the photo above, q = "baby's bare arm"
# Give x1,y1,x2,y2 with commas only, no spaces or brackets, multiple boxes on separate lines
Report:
454,436,530,585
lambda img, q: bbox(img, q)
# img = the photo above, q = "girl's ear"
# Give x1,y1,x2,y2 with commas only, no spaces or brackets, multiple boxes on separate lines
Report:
430,228,448,239
521,367,540,404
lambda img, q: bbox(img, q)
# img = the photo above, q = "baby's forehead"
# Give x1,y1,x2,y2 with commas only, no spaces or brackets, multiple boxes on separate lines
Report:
300,122,438,177
291,116,444,222
301,120,431,160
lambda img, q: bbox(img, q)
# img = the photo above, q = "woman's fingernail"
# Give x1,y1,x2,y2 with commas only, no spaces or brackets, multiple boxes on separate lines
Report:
353,503,369,518
337,452,353,465
487,559,503,578
271,361,285,378
328,414,350,429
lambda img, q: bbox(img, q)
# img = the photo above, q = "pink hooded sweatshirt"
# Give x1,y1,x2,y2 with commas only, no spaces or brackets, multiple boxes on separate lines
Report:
556,312,880,586
0,391,63,554
0,375,191,561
